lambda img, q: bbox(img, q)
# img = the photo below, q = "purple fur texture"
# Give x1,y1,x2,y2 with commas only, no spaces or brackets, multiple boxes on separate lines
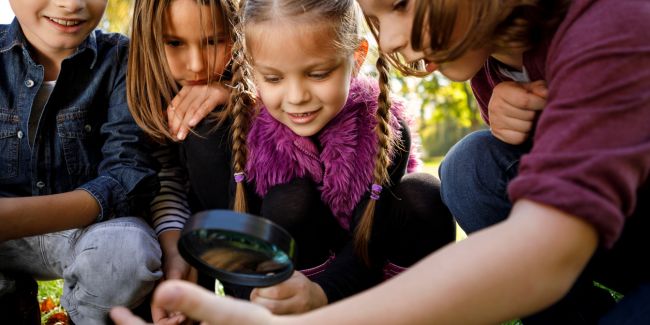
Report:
246,77,420,229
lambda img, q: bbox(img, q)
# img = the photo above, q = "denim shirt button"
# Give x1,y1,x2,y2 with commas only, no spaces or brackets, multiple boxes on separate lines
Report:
25,79,35,88
84,124,92,132
17,130,24,139
36,181,45,189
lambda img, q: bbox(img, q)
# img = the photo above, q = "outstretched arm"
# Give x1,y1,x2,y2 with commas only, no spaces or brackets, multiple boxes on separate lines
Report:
112,199,598,325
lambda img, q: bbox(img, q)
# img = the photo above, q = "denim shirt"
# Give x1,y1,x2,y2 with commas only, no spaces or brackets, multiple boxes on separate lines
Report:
0,20,159,220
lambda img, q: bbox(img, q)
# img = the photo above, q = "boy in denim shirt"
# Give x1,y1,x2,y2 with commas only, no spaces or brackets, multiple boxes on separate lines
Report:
0,1,162,324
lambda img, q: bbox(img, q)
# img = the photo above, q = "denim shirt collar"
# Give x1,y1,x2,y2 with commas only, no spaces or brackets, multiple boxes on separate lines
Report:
1,19,99,69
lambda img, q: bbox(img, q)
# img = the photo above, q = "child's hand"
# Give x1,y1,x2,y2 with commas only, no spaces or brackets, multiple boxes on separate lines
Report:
250,271,327,314
488,80,548,145
152,231,197,324
111,280,274,325
167,83,230,141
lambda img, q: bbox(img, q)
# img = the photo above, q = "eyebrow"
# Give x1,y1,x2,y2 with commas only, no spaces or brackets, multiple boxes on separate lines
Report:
254,57,343,71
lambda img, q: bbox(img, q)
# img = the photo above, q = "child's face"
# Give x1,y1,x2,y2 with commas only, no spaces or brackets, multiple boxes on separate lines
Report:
162,0,232,86
358,0,490,82
9,0,107,58
249,22,355,137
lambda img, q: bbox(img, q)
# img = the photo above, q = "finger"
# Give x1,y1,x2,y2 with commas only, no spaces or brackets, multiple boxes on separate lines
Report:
170,86,191,116
151,304,167,323
492,128,529,145
250,294,294,315
522,80,548,98
252,282,294,300
169,86,199,138
155,316,185,325
176,89,208,140
154,280,273,325
495,116,534,133
188,85,230,126
168,105,182,138
110,306,150,325
502,90,546,111
498,101,538,121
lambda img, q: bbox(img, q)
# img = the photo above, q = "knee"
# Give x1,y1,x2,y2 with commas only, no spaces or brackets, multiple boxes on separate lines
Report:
263,178,320,230
70,218,162,306
439,130,499,206
390,173,454,233
439,130,493,184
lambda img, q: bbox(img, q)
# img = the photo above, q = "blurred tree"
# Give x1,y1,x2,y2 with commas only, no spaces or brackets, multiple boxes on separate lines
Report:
391,71,485,158
100,0,133,34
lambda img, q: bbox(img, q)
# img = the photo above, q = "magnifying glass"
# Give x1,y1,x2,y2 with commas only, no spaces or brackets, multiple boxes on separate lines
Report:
178,210,297,288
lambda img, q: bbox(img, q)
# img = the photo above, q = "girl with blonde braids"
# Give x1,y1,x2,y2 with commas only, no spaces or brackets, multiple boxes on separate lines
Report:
220,0,455,315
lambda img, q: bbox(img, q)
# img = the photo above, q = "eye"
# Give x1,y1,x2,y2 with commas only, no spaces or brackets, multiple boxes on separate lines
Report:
263,75,281,83
392,0,408,11
308,70,332,80
165,40,182,48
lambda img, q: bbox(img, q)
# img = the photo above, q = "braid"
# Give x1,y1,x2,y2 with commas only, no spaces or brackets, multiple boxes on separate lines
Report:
227,13,257,213
354,53,393,264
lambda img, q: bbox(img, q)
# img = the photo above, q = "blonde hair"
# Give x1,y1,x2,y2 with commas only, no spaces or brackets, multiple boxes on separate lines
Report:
366,0,570,76
128,0,238,142
237,0,392,263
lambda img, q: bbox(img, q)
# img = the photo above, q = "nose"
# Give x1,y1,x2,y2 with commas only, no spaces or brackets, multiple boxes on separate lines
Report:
186,46,206,75
286,79,310,105
54,0,85,13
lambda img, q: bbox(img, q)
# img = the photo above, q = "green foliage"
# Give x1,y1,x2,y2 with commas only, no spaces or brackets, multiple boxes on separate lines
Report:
99,0,133,34
37,280,63,301
390,71,485,158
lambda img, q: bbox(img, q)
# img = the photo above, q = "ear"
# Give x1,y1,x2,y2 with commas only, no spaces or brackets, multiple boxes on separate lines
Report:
353,38,369,76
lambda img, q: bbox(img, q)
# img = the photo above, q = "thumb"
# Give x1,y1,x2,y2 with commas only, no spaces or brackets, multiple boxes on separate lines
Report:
153,280,274,325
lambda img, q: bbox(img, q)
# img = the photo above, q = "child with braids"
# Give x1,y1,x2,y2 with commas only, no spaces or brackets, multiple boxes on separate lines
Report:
128,0,253,323
219,0,455,315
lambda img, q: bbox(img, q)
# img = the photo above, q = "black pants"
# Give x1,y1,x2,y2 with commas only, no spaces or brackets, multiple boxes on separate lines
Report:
263,173,455,270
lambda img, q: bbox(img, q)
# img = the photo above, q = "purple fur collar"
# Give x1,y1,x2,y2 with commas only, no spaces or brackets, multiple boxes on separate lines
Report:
246,77,418,230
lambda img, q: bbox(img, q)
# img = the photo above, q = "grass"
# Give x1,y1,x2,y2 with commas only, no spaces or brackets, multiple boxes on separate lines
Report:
37,279,67,324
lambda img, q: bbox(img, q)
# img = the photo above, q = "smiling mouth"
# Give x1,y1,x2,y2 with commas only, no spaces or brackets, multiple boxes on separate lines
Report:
289,112,315,118
47,17,83,27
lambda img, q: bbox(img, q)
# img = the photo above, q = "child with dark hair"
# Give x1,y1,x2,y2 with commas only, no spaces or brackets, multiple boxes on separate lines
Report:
0,0,161,324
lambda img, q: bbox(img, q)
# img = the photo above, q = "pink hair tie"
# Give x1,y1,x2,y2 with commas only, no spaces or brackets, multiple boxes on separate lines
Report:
234,172,245,183
370,184,382,201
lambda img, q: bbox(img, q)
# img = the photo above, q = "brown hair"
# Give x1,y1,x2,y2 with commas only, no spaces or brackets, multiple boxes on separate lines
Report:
127,0,238,142
366,0,570,76
238,0,392,263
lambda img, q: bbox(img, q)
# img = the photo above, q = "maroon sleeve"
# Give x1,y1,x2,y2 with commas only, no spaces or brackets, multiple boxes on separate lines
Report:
508,0,650,248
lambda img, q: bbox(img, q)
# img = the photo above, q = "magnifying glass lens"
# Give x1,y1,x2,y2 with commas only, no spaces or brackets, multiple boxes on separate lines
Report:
189,229,291,274
178,210,296,287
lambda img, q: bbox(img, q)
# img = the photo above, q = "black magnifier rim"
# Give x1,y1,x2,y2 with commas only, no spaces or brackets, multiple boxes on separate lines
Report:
178,209,296,287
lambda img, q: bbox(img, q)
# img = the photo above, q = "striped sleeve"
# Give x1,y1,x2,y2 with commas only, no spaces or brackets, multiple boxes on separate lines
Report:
150,144,191,236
